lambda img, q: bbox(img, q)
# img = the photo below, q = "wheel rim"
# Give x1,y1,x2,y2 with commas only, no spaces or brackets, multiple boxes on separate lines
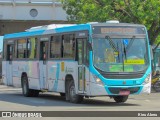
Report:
70,85,76,99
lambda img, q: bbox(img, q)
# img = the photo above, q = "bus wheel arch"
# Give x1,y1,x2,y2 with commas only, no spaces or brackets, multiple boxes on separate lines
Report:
21,72,39,97
21,72,31,97
65,74,83,103
65,74,73,101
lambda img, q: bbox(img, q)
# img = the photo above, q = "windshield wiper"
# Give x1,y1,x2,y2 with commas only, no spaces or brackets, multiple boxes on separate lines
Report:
123,36,136,61
126,36,136,51
117,42,120,62
106,36,121,62
105,36,118,52
123,41,127,60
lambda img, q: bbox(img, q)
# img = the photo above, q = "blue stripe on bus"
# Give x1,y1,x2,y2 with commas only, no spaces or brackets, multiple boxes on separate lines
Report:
55,24,91,33
144,26,152,66
53,63,60,91
55,24,93,42
4,24,92,39
4,30,45,39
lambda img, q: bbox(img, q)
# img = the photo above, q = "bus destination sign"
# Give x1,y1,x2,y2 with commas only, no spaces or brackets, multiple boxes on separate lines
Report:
93,26,145,34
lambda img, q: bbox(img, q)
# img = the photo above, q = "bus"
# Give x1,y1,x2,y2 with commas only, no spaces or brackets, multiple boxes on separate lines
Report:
152,45,160,73
2,21,151,103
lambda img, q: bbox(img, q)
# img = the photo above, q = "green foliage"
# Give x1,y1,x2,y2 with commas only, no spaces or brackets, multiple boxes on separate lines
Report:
61,0,160,44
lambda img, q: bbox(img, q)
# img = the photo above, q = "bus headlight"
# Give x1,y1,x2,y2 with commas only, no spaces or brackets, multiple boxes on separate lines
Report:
143,74,150,85
93,75,104,85
96,78,101,83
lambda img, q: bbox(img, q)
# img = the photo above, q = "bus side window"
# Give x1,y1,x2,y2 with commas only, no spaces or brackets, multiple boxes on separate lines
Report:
50,36,61,58
7,44,14,60
43,43,48,60
27,37,37,59
40,41,48,60
17,39,27,58
63,34,75,59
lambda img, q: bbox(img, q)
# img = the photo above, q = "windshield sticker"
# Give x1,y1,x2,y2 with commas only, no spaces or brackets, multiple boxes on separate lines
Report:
124,59,145,64
109,65,133,72
114,52,119,57
123,39,129,45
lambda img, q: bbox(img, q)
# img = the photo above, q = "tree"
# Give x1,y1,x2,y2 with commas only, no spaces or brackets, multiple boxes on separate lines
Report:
61,0,160,45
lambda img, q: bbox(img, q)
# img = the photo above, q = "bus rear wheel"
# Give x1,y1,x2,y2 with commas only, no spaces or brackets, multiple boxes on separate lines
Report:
113,96,128,103
68,80,83,103
22,76,39,97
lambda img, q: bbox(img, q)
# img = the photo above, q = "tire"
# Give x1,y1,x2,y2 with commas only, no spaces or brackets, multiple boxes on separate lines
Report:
60,93,65,97
68,80,83,103
113,96,128,103
22,76,39,97
153,81,160,92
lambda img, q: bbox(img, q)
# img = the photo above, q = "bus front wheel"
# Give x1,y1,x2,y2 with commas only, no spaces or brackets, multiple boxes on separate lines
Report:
68,80,83,103
113,96,128,103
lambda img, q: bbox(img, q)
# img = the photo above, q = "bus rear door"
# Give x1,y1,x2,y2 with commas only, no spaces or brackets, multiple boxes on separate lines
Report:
6,44,14,86
39,39,49,90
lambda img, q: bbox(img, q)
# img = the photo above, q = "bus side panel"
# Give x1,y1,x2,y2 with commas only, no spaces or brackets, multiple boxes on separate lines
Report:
2,61,13,86
47,61,57,92
85,67,91,95
47,61,78,93
27,61,40,90
2,61,7,85
89,72,108,96
12,61,22,87
12,61,40,89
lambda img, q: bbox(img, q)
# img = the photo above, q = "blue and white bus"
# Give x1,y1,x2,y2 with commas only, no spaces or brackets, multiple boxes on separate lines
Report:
2,21,151,103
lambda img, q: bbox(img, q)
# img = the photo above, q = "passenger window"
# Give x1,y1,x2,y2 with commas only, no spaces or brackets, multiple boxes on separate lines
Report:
27,38,37,59
50,36,61,58
17,39,27,58
63,34,75,59
7,44,14,60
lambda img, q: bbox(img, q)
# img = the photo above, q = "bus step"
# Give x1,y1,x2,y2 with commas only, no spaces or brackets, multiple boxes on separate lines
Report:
41,89,48,92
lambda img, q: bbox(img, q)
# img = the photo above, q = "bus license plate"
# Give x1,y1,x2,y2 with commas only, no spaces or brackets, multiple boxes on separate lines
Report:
119,90,130,95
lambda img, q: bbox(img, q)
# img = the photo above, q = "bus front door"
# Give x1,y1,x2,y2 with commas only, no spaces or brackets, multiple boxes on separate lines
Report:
39,41,48,90
77,38,86,93
6,44,14,86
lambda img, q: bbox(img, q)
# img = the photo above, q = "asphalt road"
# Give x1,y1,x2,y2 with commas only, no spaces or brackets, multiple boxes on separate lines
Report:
0,85,160,120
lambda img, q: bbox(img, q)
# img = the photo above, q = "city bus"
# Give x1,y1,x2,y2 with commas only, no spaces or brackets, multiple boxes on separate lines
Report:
2,21,151,103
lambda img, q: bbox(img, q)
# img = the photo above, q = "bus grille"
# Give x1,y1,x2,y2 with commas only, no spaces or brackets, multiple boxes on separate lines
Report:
108,87,140,94
101,73,143,79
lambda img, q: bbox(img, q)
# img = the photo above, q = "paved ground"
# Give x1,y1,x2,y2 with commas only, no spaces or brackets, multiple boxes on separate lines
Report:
0,85,160,120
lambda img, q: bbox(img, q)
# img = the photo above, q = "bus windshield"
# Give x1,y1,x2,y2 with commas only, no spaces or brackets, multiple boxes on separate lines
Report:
92,37,149,73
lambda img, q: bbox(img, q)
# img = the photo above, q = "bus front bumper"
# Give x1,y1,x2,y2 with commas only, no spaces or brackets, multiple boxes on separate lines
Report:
89,82,151,96
105,83,151,95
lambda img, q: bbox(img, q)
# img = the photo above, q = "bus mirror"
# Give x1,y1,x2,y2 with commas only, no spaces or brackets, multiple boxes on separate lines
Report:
88,42,92,51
